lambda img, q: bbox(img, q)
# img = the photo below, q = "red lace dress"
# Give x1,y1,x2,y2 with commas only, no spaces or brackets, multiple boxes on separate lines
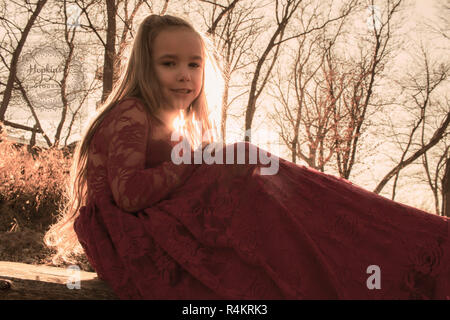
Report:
74,97,450,299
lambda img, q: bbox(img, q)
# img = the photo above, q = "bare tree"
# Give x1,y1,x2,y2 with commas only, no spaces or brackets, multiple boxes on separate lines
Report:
0,0,160,148
198,0,265,142
76,0,158,105
243,0,356,142
100,0,117,102
422,135,450,216
0,0,48,121
1,0,105,148
268,0,397,178
373,48,450,196
329,0,403,179
268,14,347,169
425,1,450,41
200,0,240,35
440,138,450,216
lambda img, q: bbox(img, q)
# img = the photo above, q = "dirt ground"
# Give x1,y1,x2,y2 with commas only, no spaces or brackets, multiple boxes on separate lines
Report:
0,228,94,272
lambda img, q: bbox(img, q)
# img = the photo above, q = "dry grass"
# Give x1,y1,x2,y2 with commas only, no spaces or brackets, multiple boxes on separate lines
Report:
0,127,70,233
0,124,92,271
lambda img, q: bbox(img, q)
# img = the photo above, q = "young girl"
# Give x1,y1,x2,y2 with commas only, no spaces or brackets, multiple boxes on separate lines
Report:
45,14,450,300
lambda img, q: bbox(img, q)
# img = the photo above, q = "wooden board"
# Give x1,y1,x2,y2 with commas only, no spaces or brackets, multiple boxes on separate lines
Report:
0,261,117,299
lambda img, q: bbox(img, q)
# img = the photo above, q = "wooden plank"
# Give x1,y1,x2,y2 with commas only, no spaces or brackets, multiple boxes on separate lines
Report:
0,261,117,300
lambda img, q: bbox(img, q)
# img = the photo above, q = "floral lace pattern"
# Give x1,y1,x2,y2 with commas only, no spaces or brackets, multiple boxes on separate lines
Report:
74,97,450,299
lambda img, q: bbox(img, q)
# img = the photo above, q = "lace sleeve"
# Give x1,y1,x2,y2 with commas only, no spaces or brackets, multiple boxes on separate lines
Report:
107,99,192,212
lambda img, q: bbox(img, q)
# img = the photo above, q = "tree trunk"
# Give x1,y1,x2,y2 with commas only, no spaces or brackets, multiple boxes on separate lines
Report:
441,157,450,217
0,0,48,120
101,0,117,103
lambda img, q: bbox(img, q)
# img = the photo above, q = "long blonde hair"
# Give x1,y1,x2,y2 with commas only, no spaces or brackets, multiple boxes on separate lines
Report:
44,14,222,265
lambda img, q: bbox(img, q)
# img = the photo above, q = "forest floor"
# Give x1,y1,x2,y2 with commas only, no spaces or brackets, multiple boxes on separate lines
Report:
0,228,94,272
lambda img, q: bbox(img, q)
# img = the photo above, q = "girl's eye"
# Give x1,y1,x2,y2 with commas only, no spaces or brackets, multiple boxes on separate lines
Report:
162,62,200,68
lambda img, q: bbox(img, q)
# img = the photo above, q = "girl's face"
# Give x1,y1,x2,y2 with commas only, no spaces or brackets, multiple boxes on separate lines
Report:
152,27,204,114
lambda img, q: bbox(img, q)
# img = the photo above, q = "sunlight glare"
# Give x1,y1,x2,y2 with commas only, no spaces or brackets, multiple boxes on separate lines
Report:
173,109,186,133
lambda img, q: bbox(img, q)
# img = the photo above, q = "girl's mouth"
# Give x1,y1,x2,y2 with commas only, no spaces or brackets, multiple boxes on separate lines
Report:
172,89,192,94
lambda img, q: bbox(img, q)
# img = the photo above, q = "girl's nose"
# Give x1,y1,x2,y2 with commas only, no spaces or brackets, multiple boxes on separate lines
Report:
177,68,191,81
